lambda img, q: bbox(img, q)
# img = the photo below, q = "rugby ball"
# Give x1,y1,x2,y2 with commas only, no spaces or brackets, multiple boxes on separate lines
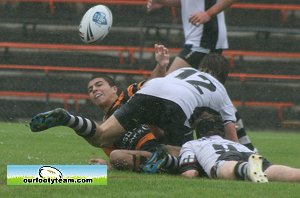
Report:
79,5,113,43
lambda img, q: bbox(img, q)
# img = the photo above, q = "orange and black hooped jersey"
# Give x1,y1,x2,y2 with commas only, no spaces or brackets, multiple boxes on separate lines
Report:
102,81,157,156
104,81,145,120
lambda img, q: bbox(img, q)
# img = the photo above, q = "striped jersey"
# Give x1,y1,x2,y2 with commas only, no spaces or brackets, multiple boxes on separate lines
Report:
179,135,254,177
181,0,228,53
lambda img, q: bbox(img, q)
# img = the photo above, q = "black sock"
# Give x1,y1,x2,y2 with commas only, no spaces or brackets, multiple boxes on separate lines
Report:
66,115,97,137
234,161,249,180
236,113,256,151
162,154,179,173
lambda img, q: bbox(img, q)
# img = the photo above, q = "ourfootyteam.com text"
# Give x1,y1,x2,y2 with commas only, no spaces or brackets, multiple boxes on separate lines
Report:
23,177,93,184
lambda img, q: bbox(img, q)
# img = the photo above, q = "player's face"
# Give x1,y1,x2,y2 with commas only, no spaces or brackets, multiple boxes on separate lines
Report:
87,78,118,108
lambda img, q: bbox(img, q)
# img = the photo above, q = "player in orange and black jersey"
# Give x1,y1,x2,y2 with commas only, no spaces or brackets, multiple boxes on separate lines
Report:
89,77,157,157
87,44,181,171
86,44,181,170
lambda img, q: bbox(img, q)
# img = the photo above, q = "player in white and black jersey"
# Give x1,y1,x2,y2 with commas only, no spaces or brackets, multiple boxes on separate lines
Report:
147,0,237,72
147,0,256,150
179,107,300,183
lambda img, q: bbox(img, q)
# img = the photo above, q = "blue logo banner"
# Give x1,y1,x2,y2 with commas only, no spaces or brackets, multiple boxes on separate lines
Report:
7,165,107,185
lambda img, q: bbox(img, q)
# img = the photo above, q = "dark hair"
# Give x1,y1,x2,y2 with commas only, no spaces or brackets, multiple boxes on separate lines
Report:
189,107,225,138
198,53,229,85
89,74,116,87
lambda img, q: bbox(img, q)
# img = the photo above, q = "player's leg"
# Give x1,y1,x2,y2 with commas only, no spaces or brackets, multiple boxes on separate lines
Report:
264,165,300,182
235,111,257,151
142,144,179,174
30,108,126,147
214,153,268,182
214,161,238,180
88,114,126,147
30,108,99,139
246,154,268,182
166,46,207,74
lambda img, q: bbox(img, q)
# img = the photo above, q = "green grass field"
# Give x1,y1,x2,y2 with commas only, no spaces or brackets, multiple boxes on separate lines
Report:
1,122,300,197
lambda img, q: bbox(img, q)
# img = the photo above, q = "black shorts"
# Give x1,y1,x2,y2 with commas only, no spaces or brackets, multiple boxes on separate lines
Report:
217,151,272,171
113,94,194,146
178,44,223,69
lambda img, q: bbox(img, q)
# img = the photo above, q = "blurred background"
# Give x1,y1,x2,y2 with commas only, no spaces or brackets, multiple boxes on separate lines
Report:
0,0,299,130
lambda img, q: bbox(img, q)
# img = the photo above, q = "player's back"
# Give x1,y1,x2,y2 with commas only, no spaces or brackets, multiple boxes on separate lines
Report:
181,135,253,177
138,68,235,125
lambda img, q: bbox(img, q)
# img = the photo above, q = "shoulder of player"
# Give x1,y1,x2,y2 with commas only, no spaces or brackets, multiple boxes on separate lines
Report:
125,81,146,96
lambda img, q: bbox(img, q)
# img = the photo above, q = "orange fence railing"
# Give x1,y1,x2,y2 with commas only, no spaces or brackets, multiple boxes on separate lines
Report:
1,42,300,66
233,101,294,122
0,91,89,111
0,90,294,121
1,64,300,81
0,64,152,77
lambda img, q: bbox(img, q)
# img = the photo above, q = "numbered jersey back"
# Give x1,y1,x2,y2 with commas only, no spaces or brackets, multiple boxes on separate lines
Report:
138,68,236,126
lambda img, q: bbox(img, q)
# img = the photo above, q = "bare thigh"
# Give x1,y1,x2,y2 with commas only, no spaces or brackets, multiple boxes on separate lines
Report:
216,161,238,180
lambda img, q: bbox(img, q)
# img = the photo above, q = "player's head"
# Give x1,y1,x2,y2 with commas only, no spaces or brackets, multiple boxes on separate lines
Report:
87,74,118,108
189,107,224,138
198,53,229,85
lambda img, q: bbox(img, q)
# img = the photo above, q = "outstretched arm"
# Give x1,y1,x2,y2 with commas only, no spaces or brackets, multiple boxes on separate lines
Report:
224,122,239,142
90,158,113,170
150,44,170,78
189,0,237,26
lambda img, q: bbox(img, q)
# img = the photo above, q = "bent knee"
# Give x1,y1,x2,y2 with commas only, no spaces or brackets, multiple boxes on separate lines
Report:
181,170,199,178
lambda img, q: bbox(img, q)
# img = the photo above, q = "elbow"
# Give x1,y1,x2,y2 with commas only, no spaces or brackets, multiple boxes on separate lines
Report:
181,170,199,178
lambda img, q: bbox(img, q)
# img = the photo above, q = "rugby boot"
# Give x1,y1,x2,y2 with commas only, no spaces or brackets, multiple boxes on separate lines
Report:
247,154,268,183
30,108,70,132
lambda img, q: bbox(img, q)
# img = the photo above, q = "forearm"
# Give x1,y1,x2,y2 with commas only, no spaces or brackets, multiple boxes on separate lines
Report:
224,122,239,142
206,0,237,18
150,44,169,78
150,63,167,78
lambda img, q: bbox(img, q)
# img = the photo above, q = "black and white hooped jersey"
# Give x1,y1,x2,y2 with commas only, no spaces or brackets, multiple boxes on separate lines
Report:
179,135,254,177
137,68,236,127
181,0,228,53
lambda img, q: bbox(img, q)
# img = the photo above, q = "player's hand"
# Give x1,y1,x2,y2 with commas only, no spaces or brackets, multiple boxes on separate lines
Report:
155,44,169,67
147,0,163,12
90,158,113,170
189,11,211,26
90,158,108,165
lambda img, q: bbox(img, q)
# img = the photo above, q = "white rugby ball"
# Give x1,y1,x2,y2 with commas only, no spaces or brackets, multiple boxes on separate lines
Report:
79,5,113,43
